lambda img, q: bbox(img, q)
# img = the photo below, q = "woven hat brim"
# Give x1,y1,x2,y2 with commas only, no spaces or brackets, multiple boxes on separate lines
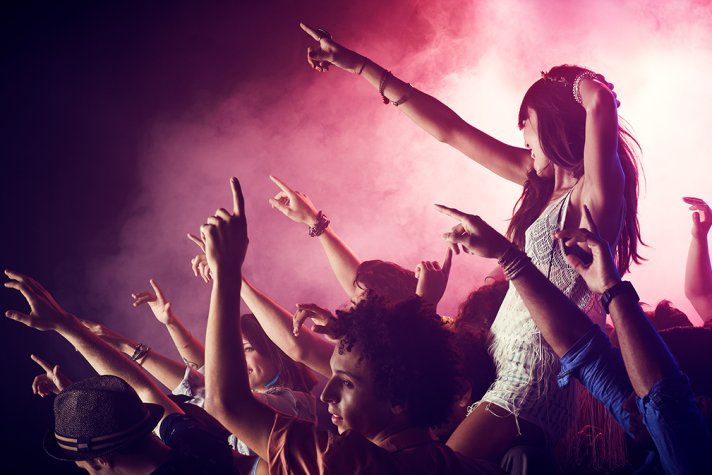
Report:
43,402,164,461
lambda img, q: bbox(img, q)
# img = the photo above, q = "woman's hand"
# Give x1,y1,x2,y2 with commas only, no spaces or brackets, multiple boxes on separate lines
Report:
187,234,212,282
434,205,511,259
131,279,175,325
293,303,336,338
415,249,453,307
268,175,319,226
31,354,72,397
683,196,712,239
300,23,365,74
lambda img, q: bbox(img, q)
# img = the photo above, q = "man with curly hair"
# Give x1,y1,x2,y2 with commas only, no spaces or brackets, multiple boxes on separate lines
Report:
199,178,501,475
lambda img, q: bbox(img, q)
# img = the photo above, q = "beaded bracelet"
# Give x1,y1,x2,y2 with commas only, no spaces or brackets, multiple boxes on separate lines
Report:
379,70,392,104
308,211,331,237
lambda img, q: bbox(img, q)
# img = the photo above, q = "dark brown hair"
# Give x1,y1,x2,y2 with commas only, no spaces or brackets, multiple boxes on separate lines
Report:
507,65,644,273
353,260,417,304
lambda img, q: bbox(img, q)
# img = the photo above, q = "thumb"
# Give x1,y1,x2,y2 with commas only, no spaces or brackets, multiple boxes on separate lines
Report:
269,197,291,215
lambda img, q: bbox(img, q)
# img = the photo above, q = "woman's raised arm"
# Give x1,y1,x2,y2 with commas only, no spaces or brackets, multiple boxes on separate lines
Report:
300,23,531,185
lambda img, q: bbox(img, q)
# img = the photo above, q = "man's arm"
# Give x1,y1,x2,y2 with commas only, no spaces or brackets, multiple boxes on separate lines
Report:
201,178,276,461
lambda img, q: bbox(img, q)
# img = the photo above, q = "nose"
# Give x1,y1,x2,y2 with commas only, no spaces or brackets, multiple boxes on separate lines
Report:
320,377,340,404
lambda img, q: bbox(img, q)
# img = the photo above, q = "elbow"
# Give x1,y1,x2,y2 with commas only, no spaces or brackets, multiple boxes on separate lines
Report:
285,340,309,366
204,394,231,423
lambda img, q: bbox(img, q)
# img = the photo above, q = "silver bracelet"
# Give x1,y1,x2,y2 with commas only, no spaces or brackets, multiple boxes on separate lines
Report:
572,71,603,104
497,245,532,280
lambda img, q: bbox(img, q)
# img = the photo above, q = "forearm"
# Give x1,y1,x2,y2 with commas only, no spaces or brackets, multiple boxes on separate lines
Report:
139,350,188,391
56,315,180,413
316,226,361,298
685,235,712,321
357,59,528,183
240,278,333,376
608,291,681,397
204,274,273,460
511,261,596,357
165,316,205,368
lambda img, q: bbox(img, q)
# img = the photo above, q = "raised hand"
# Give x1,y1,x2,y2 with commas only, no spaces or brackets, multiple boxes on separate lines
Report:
300,22,364,74
683,197,712,239
268,175,320,226
4,270,72,331
187,234,212,283
415,248,453,306
554,206,621,294
434,205,511,258
293,303,337,337
131,279,175,325
200,177,248,279
30,354,71,397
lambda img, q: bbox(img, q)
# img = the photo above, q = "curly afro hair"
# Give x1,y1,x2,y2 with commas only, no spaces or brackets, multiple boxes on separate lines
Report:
327,295,462,429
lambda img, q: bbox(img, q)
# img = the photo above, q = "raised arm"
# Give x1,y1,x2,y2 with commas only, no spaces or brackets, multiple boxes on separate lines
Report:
268,175,361,298
683,196,712,323
4,270,182,423
80,318,187,391
300,23,531,184
240,277,333,377
435,204,592,356
577,74,625,243
132,278,206,368
201,177,275,461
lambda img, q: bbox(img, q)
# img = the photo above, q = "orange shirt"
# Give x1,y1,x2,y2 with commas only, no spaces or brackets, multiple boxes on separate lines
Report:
267,413,502,475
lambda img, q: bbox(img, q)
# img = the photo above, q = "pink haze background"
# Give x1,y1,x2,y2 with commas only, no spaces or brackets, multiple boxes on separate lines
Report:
75,0,712,357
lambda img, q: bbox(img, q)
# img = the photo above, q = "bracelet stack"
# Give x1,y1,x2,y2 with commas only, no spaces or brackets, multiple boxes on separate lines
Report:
131,343,151,365
308,211,330,237
497,245,532,280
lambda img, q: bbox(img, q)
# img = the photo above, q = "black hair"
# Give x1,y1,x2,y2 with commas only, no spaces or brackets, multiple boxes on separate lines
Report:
327,296,461,429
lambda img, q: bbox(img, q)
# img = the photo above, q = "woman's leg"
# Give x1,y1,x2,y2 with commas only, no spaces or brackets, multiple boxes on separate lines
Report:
446,402,548,462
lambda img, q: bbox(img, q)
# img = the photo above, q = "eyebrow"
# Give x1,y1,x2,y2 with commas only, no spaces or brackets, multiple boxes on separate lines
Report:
333,369,362,382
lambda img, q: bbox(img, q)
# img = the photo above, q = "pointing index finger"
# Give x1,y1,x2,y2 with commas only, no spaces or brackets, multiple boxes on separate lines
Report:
31,354,53,373
299,22,321,41
433,204,468,222
230,177,245,217
269,175,295,198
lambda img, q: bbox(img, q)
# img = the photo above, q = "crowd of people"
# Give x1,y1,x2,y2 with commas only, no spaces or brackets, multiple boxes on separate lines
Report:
5,23,712,474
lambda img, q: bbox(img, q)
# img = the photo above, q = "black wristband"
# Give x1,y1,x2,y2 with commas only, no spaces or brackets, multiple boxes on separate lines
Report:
601,280,639,314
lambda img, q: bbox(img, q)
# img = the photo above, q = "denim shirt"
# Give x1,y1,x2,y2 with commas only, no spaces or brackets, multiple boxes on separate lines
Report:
557,324,712,475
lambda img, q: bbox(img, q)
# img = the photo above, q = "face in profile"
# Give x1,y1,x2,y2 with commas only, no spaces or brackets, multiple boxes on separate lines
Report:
320,343,396,440
243,338,279,391
522,108,553,177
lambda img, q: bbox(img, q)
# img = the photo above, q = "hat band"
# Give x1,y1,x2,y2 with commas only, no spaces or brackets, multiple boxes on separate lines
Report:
55,409,152,453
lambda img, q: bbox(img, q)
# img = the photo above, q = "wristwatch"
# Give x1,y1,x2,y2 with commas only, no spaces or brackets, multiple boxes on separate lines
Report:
601,280,639,314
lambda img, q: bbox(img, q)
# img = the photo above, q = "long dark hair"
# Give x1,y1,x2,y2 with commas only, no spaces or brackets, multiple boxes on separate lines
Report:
506,65,644,273
240,314,317,393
